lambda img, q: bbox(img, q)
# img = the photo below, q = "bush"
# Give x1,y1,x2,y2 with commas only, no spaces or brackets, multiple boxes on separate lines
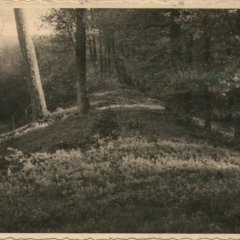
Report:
94,109,119,138
164,69,238,128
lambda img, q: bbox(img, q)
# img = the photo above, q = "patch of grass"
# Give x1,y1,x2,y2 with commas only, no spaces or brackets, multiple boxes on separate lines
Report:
0,133,240,232
0,88,240,232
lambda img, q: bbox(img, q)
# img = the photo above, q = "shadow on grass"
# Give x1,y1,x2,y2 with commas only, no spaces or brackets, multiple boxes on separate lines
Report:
0,164,239,232
1,104,239,156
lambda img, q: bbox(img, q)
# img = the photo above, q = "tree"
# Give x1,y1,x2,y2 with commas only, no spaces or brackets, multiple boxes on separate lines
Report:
41,8,240,132
75,8,89,114
14,8,48,120
170,10,182,67
42,8,90,113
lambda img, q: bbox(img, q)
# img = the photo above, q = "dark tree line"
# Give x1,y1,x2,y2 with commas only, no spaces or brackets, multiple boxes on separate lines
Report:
1,8,240,139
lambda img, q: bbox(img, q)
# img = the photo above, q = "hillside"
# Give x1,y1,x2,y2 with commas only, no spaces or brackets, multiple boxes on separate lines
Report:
0,88,240,232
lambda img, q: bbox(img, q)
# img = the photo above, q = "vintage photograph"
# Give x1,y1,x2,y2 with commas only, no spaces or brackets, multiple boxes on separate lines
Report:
0,7,240,233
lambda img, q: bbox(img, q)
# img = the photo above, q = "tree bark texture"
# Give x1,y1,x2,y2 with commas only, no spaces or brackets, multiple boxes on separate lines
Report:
170,10,182,67
99,30,104,80
76,8,89,114
14,8,48,120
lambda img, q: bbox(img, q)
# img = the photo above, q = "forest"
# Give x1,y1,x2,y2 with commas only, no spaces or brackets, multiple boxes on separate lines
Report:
0,8,240,232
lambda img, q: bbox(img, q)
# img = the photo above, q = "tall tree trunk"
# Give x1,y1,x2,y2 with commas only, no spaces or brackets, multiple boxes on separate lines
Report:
89,35,98,80
99,30,104,80
204,35,211,64
103,36,108,77
202,14,212,129
88,36,94,64
203,14,211,66
76,9,89,114
92,36,98,81
110,35,132,86
170,10,182,67
186,32,193,65
14,8,48,120
107,37,112,76
92,36,97,63
110,36,122,83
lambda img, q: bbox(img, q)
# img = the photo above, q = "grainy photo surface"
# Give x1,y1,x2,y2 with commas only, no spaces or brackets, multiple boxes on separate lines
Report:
0,7,240,233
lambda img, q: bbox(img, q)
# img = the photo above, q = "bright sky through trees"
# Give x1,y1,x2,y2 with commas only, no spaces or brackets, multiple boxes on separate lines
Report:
0,8,52,38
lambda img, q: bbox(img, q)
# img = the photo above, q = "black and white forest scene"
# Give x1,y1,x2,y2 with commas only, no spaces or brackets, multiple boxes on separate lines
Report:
0,8,240,232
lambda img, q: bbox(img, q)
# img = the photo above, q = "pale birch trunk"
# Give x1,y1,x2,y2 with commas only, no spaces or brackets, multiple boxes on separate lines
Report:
14,8,48,120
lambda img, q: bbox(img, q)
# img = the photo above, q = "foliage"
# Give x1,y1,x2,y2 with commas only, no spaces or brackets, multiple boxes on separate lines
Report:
0,131,240,232
165,68,240,123
0,88,240,232
0,39,30,125
2,9,240,127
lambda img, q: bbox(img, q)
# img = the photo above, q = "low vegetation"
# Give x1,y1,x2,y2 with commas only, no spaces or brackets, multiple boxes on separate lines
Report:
0,88,239,232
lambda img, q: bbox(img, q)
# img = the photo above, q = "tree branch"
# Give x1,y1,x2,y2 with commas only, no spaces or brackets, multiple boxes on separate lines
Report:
53,9,77,51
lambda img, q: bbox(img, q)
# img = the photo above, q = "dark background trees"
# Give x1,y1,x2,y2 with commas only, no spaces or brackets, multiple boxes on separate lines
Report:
1,8,240,135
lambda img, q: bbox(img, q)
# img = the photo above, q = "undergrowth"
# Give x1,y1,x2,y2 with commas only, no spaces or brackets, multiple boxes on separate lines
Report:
0,131,240,232
0,88,239,232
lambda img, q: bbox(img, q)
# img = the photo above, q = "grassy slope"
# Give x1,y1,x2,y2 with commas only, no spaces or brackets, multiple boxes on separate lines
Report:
0,87,240,232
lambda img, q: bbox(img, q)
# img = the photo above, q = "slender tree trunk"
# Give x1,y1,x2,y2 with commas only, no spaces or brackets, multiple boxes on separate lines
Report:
203,75,212,130
99,30,104,80
202,15,212,129
204,35,211,64
103,36,108,77
88,36,94,65
107,37,112,76
110,36,122,83
203,14,211,66
76,9,89,114
186,32,193,65
109,38,115,75
92,36,97,63
170,10,182,67
91,36,98,79
110,35,132,86
14,8,48,120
